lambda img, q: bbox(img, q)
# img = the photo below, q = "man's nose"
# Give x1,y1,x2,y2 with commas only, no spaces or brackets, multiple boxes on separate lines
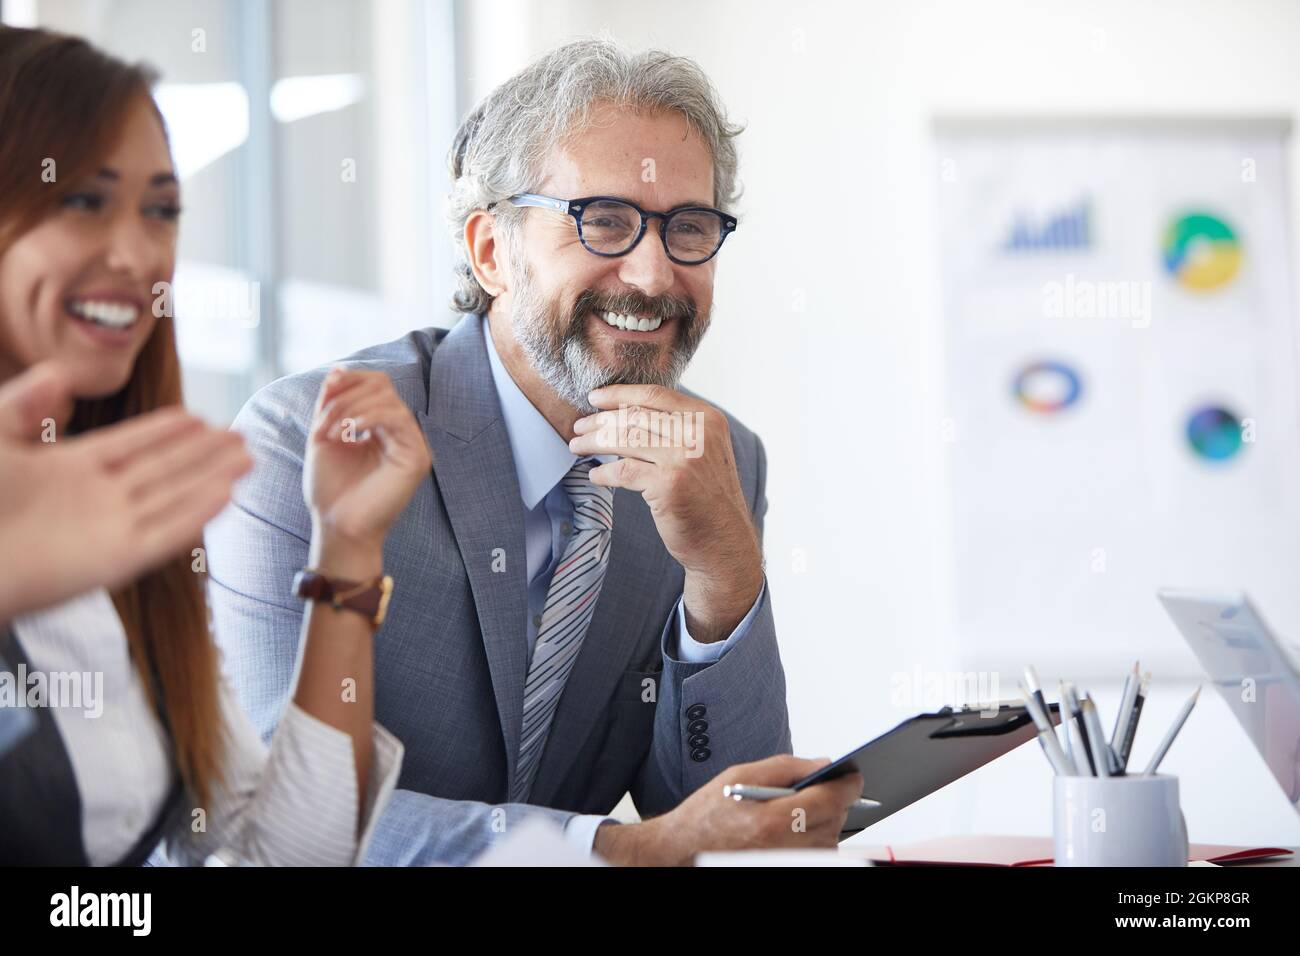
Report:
616,226,675,298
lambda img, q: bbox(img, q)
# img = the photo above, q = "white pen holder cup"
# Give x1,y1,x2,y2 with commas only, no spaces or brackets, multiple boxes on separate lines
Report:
1053,774,1188,867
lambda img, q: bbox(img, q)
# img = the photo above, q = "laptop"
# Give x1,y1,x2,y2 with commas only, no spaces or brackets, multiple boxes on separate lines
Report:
1157,589,1300,814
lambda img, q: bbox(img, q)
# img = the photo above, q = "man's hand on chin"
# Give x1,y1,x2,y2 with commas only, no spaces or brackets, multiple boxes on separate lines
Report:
569,383,764,644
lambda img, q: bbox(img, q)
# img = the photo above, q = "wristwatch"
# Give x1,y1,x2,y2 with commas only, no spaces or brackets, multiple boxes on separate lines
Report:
293,569,394,631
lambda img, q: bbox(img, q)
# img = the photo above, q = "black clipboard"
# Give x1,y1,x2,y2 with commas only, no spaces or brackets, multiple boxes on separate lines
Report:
791,702,1061,839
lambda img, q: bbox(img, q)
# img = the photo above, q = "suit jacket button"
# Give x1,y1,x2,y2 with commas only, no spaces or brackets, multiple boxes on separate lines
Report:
686,703,707,720
687,718,708,735
690,747,712,762
688,732,710,748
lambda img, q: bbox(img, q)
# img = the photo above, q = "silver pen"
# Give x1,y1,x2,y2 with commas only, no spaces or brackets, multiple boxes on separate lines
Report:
1062,682,1093,775
1080,696,1114,777
1018,677,1073,775
1118,671,1151,770
723,784,881,809
1059,680,1076,771
1023,666,1054,739
1110,661,1141,757
1143,685,1200,775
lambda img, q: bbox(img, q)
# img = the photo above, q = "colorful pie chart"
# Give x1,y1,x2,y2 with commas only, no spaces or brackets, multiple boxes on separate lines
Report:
1013,361,1082,413
1163,212,1242,292
1186,405,1244,462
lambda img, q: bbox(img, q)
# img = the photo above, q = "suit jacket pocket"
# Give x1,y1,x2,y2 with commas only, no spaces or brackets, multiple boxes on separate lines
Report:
564,667,660,814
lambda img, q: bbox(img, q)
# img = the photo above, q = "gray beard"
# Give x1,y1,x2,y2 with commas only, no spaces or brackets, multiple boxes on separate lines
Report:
508,255,705,415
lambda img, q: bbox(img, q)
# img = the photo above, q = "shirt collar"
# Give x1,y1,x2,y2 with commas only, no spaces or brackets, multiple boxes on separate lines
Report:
482,315,591,511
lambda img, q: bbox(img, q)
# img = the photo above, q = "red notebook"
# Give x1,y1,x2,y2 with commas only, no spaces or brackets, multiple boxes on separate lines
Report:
854,835,1293,867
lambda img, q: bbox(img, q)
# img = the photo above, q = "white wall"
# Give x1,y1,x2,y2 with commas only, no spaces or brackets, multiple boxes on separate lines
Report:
456,0,1300,847
23,0,461,415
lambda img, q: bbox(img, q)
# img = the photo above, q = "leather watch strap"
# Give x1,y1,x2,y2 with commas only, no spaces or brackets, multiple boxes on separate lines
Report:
293,569,393,630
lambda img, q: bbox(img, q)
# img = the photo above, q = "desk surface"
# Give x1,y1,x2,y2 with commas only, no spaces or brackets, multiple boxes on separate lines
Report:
849,836,1299,867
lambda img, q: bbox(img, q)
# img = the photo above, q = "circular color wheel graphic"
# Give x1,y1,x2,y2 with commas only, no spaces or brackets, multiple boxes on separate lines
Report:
1186,405,1244,462
1013,361,1082,414
1163,212,1242,292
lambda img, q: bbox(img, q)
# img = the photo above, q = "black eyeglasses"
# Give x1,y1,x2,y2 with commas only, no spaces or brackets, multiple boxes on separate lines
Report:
502,194,737,265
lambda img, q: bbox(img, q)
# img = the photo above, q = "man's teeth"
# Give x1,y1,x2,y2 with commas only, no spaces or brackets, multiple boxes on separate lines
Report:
599,311,663,332
69,300,140,329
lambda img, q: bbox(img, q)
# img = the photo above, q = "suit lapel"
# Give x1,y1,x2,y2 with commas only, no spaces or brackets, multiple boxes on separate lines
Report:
417,315,681,806
418,317,530,795
528,489,677,805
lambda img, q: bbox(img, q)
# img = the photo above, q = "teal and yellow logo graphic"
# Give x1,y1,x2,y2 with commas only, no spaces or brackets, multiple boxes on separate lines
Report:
1162,212,1242,292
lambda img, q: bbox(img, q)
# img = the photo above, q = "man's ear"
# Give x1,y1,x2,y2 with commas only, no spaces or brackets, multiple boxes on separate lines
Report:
465,209,508,298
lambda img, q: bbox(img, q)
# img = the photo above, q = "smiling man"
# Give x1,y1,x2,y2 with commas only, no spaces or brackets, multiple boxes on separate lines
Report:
207,39,861,865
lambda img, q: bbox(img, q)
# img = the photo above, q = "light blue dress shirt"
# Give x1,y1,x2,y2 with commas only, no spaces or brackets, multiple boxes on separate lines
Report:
0,652,34,758
481,317,763,850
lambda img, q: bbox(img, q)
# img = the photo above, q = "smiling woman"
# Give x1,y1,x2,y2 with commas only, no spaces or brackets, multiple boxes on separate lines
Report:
0,27,416,869
0,26,225,808
0,35,178,397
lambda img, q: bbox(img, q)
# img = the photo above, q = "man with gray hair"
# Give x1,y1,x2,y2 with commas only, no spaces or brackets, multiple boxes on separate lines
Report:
208,38,861,865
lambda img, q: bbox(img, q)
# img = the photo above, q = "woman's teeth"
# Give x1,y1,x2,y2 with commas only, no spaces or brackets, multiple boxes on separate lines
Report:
68,300,140,330
599,311,663,332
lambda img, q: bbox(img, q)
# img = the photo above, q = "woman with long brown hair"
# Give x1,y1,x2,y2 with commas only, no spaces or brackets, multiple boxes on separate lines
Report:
0,26,429,865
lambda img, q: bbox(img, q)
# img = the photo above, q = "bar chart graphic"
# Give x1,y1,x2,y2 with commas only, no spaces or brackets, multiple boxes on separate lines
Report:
1001,198,1091,252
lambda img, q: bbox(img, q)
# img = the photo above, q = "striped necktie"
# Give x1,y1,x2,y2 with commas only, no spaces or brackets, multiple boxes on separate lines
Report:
511,458,615,802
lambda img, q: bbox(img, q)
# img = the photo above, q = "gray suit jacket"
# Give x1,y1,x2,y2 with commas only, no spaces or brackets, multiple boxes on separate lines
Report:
206,315,791,865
